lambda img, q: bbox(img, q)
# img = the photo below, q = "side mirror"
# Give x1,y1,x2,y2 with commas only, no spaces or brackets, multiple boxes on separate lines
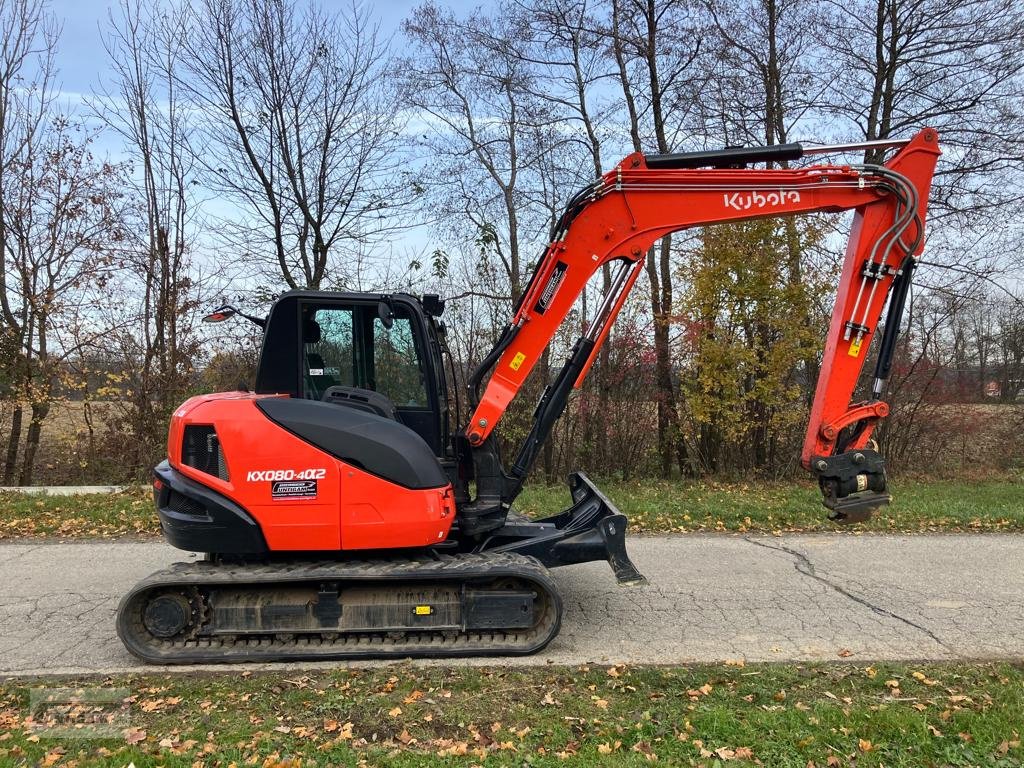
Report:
377,300,394,330
203,306,236,323
201,304,267,329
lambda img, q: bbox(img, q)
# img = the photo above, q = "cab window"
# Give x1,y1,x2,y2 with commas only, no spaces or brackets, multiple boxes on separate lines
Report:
374,314,428,407
301,302,427,409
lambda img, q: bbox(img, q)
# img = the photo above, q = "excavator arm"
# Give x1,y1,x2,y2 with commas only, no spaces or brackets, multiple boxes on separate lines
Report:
461,128,940,525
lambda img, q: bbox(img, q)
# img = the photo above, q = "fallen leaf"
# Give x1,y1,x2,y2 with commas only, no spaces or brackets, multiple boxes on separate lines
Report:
995,739,1019,755
837,648,853,658
436,740,469,757
633,741,657,761
715,746,736,760
595,698,609,710
388,707,402,717
859,738,873,752
124,729,147,745
927,724,943,737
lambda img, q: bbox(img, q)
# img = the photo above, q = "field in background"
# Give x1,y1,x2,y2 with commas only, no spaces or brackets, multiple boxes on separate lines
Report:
1,399,1022,488
0,476,1020,540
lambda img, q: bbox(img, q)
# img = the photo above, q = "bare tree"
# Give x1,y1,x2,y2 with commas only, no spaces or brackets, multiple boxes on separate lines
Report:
0,0,57,483
402,1,558,305
518,0,624,470
820,0,1024,203
1,118,128,483
92,0,204,468
605,0,704,477
178,0,408,289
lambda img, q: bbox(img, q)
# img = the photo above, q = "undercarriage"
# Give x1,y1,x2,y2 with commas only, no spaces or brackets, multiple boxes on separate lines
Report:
117,468,644,664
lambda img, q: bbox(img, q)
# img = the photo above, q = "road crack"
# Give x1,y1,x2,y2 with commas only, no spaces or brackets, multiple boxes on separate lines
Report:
743,536,962,658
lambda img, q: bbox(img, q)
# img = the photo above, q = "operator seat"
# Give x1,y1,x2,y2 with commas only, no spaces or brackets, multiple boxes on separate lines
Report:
302,318,339,398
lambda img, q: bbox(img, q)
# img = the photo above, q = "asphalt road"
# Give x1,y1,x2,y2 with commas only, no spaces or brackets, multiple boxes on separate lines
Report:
2,534,1022,677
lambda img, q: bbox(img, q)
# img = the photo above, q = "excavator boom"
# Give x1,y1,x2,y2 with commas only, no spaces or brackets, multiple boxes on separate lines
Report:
465,128,940,521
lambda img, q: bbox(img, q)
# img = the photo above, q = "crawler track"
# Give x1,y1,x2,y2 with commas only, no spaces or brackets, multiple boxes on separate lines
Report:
116,553,561,664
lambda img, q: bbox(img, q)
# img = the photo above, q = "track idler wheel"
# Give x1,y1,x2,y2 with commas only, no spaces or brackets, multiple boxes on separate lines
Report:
143,594,191,637
137,589,205,641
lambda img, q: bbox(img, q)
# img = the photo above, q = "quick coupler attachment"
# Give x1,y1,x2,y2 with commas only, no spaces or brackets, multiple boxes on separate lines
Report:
811,449,890,524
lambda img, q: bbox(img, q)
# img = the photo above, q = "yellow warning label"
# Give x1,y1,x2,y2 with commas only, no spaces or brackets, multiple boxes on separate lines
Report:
848,337,863,357
414,605,433,616
509,351,526,371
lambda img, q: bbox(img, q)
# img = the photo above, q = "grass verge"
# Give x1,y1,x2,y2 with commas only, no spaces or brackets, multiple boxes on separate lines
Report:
2,475,1020,540
2,662,1022,767
519,476,1024,534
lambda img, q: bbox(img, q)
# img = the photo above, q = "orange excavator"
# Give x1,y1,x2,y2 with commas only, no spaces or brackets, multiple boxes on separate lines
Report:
117,129,940,663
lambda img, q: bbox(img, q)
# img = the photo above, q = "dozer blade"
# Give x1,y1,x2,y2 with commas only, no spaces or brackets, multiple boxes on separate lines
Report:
116,553,561,665
487,472,647,586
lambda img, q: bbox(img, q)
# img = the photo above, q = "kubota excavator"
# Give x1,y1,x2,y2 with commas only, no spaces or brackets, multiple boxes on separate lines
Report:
117,128,940,663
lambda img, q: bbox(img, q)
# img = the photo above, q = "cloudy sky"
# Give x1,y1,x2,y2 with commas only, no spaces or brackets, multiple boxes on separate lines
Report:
49,0,478,134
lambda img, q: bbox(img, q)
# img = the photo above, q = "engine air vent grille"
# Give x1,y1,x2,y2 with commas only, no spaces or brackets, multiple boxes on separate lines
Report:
167,489,207,518
182,425,229,481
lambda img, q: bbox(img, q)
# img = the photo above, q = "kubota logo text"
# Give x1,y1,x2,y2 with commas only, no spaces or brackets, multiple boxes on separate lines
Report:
247,468,327,482
723,189,800,211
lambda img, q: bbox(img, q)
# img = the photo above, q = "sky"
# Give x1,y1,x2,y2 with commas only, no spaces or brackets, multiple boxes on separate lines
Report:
49,0,477,105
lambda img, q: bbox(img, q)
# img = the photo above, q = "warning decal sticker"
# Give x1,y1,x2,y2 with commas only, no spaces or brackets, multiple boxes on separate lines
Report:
271,479,318,500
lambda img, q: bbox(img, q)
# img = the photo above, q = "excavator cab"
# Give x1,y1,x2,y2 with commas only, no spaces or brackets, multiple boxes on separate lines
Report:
253,291,450,457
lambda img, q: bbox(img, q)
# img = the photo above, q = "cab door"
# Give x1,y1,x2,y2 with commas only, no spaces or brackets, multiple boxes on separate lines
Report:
298,297,444,456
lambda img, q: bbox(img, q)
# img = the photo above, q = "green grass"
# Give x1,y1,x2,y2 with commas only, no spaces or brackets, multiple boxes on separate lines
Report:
0,476,1021,540
519,476,1024,533
2,663,1023,766
0,489,155,539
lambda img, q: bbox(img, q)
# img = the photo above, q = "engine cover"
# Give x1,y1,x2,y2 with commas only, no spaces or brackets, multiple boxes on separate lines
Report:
163,392,455,553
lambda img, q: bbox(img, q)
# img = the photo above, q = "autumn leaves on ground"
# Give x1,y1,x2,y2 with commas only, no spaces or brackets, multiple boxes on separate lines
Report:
1,476,1021,540
2,663,1024,767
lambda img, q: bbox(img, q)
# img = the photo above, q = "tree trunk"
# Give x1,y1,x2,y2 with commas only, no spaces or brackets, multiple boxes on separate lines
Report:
3,405,22,484
18,401,48,486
